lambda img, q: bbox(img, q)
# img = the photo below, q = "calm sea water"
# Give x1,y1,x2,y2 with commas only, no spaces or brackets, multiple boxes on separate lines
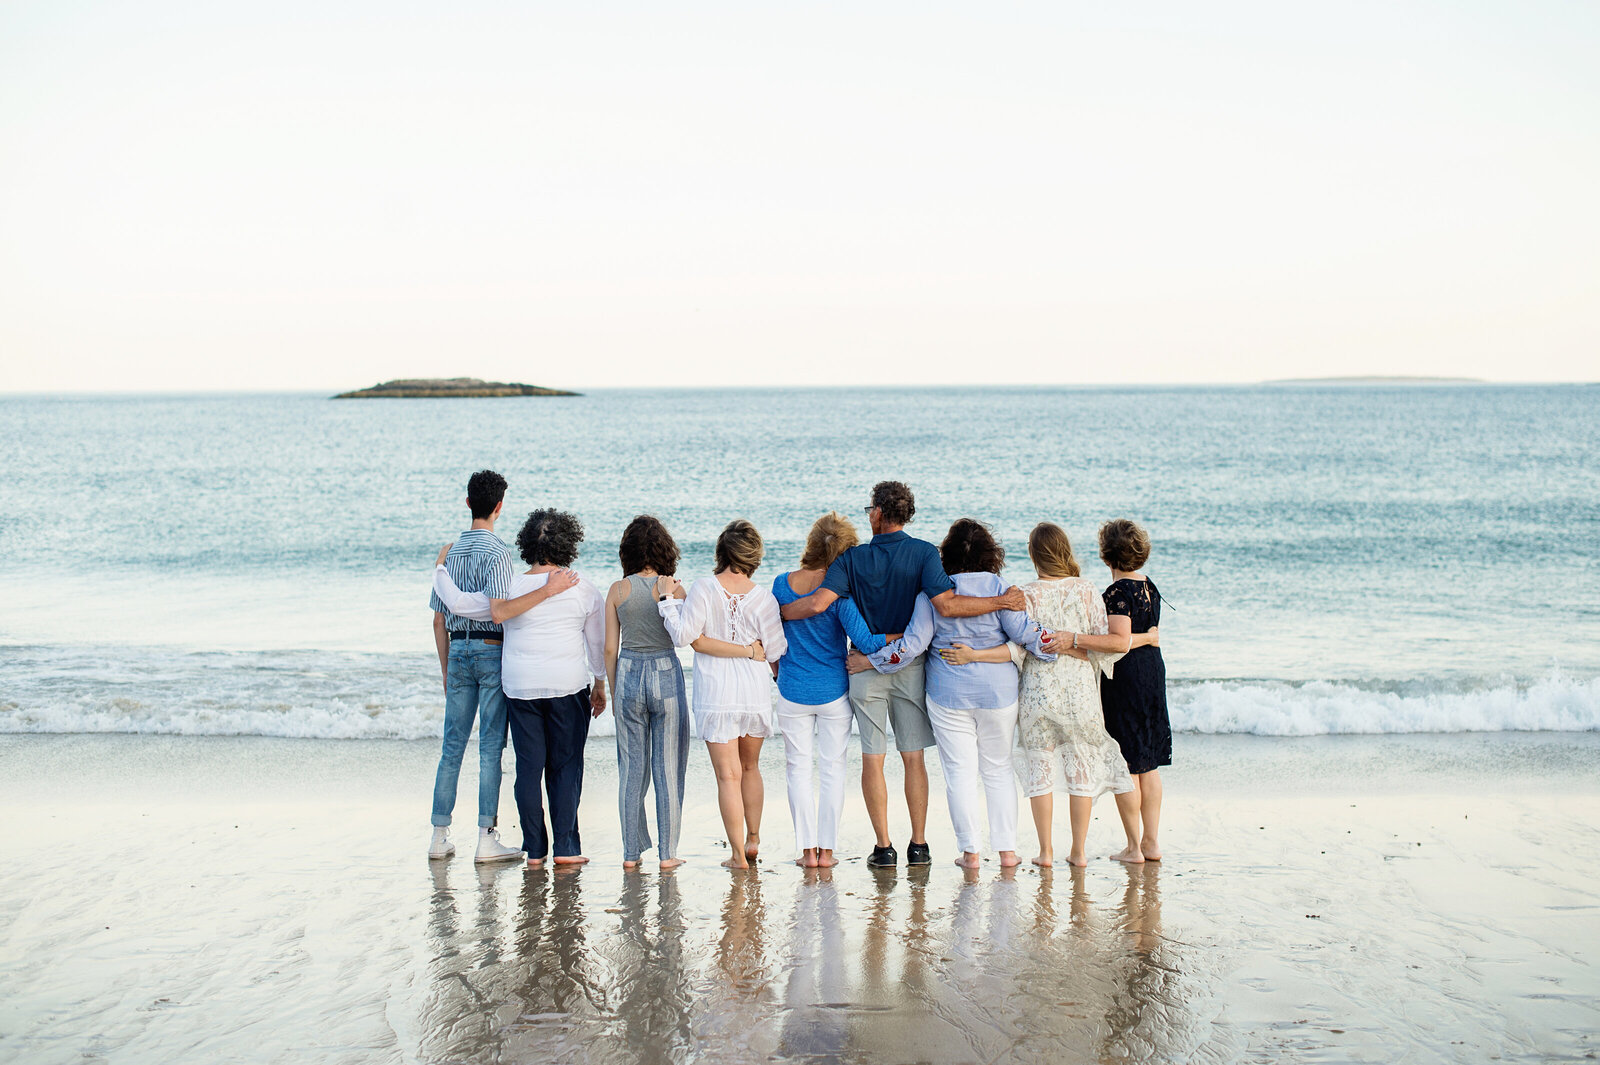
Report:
1,385,1596,738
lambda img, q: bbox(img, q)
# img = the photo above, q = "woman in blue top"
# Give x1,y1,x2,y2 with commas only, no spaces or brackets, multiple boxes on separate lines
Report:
872,518,1054,870
772,512,891,868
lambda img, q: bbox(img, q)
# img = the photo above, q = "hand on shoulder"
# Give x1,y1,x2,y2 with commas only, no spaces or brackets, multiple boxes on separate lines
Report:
544,568,580,596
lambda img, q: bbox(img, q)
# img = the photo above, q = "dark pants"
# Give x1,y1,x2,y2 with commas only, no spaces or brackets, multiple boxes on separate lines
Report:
506,690,592,859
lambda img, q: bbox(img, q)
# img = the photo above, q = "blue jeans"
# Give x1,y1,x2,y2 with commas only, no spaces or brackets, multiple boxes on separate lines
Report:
431,639,507,828
614,650,690,862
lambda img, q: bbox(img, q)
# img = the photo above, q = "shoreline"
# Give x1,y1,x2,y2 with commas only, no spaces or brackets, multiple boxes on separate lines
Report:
2,732,1596,1063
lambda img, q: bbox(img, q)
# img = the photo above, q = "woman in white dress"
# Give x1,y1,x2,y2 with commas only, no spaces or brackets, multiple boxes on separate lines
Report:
656,520,787,870
943,522,1157,867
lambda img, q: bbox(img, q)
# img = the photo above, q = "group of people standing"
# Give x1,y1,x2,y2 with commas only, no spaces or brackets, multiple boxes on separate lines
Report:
426,473,1170,873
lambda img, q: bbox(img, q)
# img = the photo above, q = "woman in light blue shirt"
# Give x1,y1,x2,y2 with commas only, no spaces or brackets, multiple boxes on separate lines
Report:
772,512,890,868
872,519,1053,870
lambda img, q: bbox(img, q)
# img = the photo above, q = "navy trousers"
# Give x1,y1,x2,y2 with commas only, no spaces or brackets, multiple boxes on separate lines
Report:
506,689,592,859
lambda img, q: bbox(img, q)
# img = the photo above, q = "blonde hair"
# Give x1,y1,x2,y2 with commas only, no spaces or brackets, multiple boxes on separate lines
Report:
800,511,859,571
1028,522,1081,578
714,519,765,576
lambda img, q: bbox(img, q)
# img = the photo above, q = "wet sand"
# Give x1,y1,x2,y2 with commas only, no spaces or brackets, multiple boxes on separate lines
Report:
1,732,1596,1064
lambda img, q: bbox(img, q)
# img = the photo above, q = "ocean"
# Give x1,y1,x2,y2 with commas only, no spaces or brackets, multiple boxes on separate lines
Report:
2,384,1596,740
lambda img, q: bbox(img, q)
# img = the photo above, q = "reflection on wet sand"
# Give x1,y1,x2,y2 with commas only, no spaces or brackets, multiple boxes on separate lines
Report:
411,861,1210,1064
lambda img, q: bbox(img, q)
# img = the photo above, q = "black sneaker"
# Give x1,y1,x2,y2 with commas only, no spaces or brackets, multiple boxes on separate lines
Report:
867,844,898,867
905,841,932,866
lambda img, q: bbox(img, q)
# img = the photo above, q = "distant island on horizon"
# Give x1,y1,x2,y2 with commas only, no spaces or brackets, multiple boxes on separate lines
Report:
333,377,580,399
1264,375,1486,385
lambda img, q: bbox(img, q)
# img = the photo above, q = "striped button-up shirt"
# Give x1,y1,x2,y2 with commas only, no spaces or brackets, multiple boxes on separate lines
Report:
429,529,517,635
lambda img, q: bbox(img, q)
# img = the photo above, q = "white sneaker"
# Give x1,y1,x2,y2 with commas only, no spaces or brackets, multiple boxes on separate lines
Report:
474,828,522,864
428,827,455,860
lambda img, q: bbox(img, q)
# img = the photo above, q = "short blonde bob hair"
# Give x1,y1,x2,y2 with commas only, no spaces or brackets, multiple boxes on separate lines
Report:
1028,522,1081,578
714,519,765,576
799,511,859,571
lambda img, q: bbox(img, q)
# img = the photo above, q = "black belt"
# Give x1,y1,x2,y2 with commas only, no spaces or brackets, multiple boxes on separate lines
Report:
449,630,503,642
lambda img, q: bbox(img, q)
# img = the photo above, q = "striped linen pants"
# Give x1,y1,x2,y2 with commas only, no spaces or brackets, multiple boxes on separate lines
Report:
614,649,691,862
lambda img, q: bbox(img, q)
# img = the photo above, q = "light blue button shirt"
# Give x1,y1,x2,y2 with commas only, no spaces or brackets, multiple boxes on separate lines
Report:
428,528,517,634
870,571,1054,709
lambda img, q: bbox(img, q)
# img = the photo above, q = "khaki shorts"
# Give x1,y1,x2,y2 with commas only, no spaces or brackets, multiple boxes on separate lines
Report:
849,654,936,755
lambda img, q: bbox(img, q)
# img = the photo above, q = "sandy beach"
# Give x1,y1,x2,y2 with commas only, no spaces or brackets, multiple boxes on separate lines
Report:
1,731,1595,1064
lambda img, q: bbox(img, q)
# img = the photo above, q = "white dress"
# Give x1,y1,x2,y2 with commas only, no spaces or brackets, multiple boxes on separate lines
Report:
1016,577,1135,798
658,576,787,744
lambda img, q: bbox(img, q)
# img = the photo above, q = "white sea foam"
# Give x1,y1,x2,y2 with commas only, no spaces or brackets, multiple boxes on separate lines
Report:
2,645,1597,739
1170,673,1600,736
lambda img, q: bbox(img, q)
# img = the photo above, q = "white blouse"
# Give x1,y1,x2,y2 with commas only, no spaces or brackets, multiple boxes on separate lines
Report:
657,576,787,744
433,566,605,701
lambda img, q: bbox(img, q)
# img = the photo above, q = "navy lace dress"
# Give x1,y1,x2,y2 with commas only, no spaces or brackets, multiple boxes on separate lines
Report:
1099,578,1170,775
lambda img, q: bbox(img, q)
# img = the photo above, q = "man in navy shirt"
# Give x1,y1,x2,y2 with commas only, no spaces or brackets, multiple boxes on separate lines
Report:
781,480,1024,867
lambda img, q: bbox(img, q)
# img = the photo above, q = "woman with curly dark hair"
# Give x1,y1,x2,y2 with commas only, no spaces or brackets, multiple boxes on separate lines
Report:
870,518,1053,870
603,515,691,871
433,508,604,868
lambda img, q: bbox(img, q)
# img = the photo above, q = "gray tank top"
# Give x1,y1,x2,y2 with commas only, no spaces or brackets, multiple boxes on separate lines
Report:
618,574,674,653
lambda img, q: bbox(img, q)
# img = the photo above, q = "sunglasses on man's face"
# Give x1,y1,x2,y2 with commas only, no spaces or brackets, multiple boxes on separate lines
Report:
863,506,878,516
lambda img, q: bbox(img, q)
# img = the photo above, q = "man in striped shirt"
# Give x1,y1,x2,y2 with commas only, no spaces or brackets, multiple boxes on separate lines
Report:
427,469,571,863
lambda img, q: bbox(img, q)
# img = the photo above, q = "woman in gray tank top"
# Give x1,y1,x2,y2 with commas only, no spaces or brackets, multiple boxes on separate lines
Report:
604,516,691,869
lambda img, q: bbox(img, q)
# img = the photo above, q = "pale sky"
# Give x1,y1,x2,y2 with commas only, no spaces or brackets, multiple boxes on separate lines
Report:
2,1,1596,391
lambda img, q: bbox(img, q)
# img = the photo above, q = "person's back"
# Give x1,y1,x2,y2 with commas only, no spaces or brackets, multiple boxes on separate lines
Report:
606,516,693,871
497,572,605,700
617,574,674,653
773,573,883,707
822,530,947,634
426,469,523,865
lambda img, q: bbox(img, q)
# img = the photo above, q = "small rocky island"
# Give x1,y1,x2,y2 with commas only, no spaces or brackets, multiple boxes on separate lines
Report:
333,377,580,399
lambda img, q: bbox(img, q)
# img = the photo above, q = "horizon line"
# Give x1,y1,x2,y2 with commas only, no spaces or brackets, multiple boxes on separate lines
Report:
4,378,1598,398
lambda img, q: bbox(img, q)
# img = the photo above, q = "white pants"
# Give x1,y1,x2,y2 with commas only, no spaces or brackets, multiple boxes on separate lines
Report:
926,694,1019,854
776,694,854,852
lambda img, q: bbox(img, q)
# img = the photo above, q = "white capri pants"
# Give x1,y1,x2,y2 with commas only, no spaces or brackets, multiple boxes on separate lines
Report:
925,694,1019,855
776,694,854,852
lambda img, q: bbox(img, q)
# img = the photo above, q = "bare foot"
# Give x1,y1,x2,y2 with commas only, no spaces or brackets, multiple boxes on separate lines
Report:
1032,853,1054,868
1110,846,1145,864
659,858,685,871
622,860,640,870
798,848,819,868
1066,852,1088,868
744,833,760,863
954,852,980,869
1141,841,1163,861
817,850,837,868
553,855,590,865
721,857,751,870
999,851,1021,868
526,858,545,869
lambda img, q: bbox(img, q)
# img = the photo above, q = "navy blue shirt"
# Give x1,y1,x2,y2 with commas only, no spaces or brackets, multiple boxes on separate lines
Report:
820,530,956,634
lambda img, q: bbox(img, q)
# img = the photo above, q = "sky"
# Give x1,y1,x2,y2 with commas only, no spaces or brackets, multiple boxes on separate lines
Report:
1,1,1597,392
